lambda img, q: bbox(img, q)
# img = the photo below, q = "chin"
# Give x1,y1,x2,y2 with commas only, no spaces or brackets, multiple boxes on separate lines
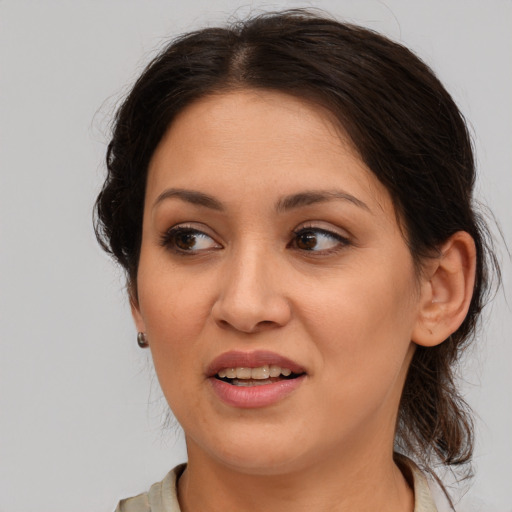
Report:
186,423,320,476
215,448,310,476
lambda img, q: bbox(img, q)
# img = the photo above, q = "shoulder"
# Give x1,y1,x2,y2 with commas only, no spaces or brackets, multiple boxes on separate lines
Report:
115,464,186,512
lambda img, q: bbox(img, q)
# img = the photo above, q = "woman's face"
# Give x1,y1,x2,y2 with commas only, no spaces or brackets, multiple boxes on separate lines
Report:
133,90,425,474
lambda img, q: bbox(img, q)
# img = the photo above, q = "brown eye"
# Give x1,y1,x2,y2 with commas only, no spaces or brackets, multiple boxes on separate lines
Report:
295,231,318,250
161,227,220,253
175,231,198,250
292,227,350,252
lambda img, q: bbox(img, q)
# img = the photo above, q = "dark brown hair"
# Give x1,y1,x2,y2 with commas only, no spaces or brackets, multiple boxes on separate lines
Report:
94,8,498,498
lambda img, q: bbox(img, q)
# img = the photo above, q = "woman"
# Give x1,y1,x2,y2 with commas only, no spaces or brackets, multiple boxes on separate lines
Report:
95,9,497,512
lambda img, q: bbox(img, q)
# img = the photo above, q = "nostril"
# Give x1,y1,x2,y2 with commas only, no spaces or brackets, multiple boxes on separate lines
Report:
216,319,231,329
211,291,292,333
215,318,277,333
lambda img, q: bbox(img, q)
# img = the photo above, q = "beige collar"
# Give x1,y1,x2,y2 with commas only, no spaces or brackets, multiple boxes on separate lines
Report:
396,454,439,512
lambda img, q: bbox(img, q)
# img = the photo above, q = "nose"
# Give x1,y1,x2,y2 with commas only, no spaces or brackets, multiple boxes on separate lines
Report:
211,247,292,334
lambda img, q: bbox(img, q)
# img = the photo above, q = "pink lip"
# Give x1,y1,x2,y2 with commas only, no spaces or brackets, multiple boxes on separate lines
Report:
206,350,305,376
206,350,306,409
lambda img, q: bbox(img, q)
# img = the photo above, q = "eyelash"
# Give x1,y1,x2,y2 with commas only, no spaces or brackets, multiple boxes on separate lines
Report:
289,225,351,254
160,225,220,255
160,224,351,255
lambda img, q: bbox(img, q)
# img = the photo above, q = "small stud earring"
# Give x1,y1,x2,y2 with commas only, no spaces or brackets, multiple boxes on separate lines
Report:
137,332,149,348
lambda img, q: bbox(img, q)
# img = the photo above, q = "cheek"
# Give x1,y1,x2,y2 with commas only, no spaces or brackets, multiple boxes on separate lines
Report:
297,281,416,436
139,261,212,331
301,259,418,379
137,270,214,379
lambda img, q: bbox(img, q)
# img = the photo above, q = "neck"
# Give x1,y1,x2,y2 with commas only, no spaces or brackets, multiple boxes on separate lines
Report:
178,442,414,512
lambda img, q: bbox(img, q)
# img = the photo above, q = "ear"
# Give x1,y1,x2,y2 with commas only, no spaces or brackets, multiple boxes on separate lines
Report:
129,287,146,334
412,231,476,347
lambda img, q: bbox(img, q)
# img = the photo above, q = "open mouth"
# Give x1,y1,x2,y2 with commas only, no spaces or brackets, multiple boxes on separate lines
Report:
215,364,304,386
208,354,306,407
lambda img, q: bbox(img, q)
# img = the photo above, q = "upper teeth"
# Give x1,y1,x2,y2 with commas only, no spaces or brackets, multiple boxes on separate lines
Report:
217,365,292,380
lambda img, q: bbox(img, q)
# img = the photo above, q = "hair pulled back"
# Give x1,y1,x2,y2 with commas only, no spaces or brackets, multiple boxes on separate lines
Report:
95,8,497,487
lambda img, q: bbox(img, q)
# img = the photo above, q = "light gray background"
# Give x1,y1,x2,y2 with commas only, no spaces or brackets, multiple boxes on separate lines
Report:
1,1,510,511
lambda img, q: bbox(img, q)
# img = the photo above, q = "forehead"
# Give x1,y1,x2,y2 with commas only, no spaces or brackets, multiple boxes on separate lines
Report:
146,89,391,216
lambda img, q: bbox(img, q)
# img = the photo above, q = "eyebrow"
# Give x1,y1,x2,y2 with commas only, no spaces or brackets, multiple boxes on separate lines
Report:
153,188,224,211
275,190,370,213
153,187,369,213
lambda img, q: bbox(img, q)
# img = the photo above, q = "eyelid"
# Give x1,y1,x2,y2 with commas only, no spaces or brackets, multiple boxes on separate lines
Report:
290,222,352,253
293,221,351,239
159,222,222,253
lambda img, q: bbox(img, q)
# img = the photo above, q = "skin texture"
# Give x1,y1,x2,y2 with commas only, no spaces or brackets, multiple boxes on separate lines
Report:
131,90,476,512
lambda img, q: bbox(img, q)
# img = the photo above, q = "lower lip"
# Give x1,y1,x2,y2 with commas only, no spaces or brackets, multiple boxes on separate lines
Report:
208,376,306,408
